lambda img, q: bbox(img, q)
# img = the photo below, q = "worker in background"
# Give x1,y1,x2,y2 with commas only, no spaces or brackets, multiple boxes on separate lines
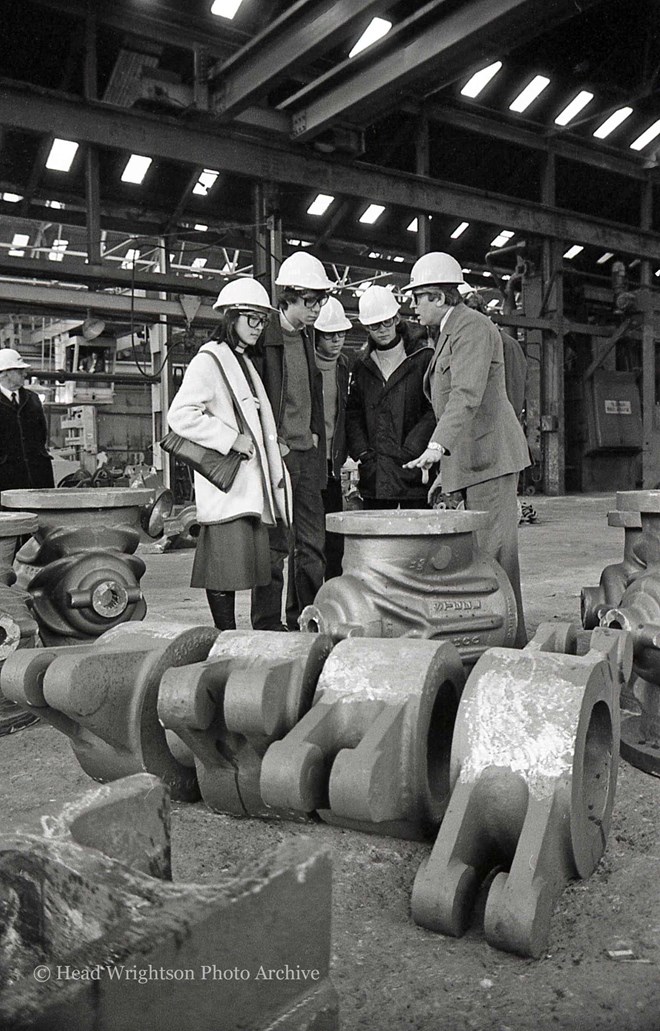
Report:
402,253,530,646
251,251,333,631
346,285,436,509
313,297,351,579
0,348,54,499
166,279,290,631
460,285,527,421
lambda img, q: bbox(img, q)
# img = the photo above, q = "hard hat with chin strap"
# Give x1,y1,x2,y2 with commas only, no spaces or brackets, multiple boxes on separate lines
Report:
358,285,400,326
402,252,465,292
314,297,352,333
213,278,277,311
275,251,334,291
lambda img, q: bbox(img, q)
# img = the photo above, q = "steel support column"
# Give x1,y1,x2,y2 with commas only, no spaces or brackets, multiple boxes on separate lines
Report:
415,114,431,257
252,182,281,299
640,181,659,487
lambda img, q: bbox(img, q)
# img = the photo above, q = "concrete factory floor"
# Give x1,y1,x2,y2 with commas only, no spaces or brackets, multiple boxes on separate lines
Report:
1,494,659,1031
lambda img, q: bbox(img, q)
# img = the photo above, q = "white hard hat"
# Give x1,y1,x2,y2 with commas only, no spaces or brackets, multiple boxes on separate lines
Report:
275,251,334,291
213,278,277,311
401,251,465,291
358,285,400,326
314,297,352,333
0,348,30,372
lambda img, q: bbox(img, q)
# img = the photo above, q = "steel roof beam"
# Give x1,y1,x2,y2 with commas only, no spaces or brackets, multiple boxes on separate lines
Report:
286,0,600,140
213,0,386,118
1,80,659,261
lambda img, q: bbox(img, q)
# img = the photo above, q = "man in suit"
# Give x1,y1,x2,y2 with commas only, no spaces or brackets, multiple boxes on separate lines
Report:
0,348,54,499
402,253,530,646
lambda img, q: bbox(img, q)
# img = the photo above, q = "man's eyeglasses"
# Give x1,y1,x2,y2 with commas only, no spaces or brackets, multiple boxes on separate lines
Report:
300,293,329,310
370,317,396,330
411,291,441,305
244,313,269,329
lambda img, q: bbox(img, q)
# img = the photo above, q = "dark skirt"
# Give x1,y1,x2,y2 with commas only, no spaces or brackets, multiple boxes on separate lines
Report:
191,517,271,591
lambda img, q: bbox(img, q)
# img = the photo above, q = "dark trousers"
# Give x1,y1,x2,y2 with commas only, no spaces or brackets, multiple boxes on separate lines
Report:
251,447,326,630
321,465,344,580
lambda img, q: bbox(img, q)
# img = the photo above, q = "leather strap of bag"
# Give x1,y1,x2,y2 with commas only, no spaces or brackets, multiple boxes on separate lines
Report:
200,346,249,437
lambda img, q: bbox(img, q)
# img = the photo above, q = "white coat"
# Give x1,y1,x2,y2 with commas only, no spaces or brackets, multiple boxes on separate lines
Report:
166,340,291,527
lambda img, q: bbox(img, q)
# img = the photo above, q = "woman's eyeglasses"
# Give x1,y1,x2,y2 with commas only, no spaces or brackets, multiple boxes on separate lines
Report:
370,317,396,329
244,313,269,329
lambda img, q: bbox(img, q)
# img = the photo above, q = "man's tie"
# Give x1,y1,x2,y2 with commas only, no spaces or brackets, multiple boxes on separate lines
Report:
10,392,18,406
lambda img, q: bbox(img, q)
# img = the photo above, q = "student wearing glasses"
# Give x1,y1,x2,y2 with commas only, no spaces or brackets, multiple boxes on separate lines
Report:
346,285,436,510
250,251,334,631
166,278,291,631
401,252,530,646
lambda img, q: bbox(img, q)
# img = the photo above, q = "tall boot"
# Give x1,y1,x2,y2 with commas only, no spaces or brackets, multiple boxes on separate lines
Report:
206,589,236,630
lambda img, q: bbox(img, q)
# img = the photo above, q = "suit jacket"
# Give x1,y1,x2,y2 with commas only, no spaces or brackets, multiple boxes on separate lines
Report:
252,316,327,487
0,387,54,495
424,304,530,493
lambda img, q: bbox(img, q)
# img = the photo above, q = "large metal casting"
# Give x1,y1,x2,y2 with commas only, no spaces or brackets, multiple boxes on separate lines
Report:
581,508,644,629
411,623,630,958
260,637,465,840
596,490,660,775
0,775,337,1031
0,512,40,735
0,622,220,800
2,487,153,645
158,630,335,818
300,509,518,665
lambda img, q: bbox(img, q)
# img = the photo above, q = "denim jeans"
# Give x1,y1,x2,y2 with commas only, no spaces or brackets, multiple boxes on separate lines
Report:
251,447,326,630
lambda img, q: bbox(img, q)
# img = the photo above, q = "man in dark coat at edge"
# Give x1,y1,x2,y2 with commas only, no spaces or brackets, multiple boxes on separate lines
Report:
0,348,54,500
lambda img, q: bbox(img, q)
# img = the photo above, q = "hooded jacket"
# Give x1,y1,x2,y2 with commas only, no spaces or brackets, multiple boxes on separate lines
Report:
346,321,435,501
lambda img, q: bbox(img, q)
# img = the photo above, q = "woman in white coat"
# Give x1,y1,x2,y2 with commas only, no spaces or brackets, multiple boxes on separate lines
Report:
167,278,291,629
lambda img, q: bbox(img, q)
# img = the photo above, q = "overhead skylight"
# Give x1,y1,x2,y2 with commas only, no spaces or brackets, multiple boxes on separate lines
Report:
45,199,65,209
349,17,392,59
461,61,503,99
48,238,68,262
194,223,208,232
9,233,29,257
509,75,550,113
655,269,660,278
563,245,583,259
593,107,633,139
193,169,219,196
450,221,470,239
406,217,418,233
554,90,594,126
307,193,335,216
121,248,140,269
121,155,152,184
210,0,243,18
359,204,385,225
630,119,660,151
1,192,22,203
393,256,405,263
191,257,208,269
597,252,614,265
46,139,79,172
368,251,382,259
490,229,514,248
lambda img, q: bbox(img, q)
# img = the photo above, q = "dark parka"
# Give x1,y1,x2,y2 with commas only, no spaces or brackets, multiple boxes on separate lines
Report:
346,322,436,501
0,387,54,495
252,317,327,487
327,352,350,480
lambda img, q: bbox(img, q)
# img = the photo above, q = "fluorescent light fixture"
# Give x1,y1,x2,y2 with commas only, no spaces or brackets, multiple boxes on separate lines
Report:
286,238,301,246
9,232,29,256
655,269,660,277
393,256,405,263
194,223,208,231
359,203,385,225
593,107,633,139
48,238,68,262
307,193,334,216
349,17,392,59
563,244,583,259
450,221,470,239
368,251,382,259
121,248,140,269
193,168,219,196
630,119,660,151
1,192,22,203
509,75,550,113
211,0,243,18
191,257,208,269
461,61,502,99
597,252,614,265
406,217,418,233
121,154,152,184
482,271,492,278
45,199,65,209
490,229,514,248
46,138,79,172
554,90,594,126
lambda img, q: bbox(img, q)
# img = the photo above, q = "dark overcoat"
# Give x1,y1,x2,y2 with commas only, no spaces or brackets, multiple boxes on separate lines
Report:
0,387,54,496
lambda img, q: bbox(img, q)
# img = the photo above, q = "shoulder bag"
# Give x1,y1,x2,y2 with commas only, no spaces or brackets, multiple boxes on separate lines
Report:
160,348,250,493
